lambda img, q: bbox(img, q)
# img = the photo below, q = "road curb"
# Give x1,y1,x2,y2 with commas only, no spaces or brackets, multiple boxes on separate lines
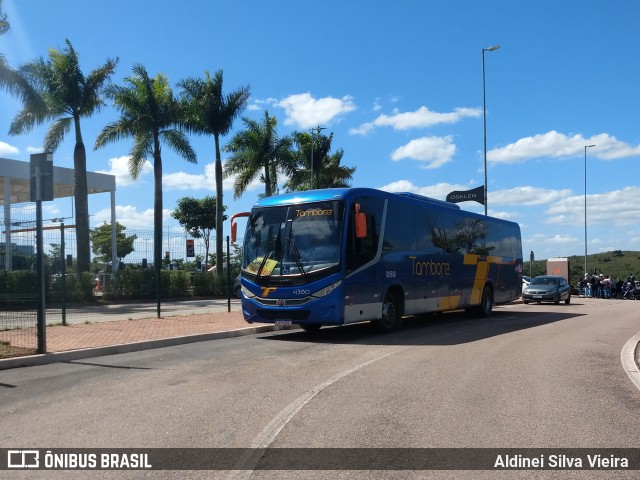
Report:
0,325,277,371
621,331,640,393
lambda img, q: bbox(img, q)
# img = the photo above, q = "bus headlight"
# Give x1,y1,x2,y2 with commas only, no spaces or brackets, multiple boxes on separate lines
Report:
311,280,342,298
241,285,255,298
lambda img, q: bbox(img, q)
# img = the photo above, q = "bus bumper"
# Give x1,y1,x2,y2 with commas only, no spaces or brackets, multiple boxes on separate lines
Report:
241,297,342,326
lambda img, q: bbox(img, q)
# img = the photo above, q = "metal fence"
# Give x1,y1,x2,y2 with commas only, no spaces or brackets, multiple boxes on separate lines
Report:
0,296,38,358
1,203,243,359
2,203,240,270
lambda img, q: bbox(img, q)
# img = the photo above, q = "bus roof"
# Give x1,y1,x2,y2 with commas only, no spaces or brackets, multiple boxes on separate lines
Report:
252,187,460,210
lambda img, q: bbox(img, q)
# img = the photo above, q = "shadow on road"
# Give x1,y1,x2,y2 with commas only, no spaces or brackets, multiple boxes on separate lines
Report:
259,307,586,347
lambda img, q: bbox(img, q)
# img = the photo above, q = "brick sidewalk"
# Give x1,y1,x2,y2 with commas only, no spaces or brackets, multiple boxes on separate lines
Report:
1,310,252,355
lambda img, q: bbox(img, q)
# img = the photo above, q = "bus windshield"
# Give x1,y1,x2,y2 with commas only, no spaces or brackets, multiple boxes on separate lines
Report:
243,200,343,279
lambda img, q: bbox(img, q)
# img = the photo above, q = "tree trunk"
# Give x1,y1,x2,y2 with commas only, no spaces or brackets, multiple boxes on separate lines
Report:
264,163,272,197
214,134,224,277
153,136,163,318
73,119,91,273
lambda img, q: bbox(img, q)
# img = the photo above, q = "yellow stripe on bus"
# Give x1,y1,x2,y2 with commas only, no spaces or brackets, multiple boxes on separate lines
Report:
471,261,489,303
463,254,489,304
438,295,461,310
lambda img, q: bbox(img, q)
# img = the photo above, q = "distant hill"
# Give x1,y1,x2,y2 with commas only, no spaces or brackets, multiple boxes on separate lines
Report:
524,250,640,284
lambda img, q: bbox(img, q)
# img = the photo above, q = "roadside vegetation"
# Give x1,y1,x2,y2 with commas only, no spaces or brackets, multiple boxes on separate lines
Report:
524,250,640,285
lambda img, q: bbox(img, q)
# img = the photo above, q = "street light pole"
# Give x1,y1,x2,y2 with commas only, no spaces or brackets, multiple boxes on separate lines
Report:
584,144,596,276
482,44,500,216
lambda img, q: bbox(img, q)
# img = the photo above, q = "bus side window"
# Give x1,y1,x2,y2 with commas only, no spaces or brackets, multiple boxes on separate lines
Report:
346,197,383,272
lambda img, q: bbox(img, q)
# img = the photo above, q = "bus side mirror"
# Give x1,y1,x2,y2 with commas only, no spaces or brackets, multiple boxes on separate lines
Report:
231,222,237,243
230,212,250,243
354,204,367,239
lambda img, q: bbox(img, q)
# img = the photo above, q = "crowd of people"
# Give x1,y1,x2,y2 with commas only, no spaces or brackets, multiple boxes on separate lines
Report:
577,272,639,299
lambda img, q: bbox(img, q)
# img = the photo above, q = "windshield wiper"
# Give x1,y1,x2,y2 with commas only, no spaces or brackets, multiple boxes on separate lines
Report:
287,237,307,277
256,229,281,278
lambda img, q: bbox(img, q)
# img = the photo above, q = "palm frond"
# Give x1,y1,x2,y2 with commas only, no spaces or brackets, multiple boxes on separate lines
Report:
129,133,152,178
161,129,197,164
8,105,46,135
44,117,72,151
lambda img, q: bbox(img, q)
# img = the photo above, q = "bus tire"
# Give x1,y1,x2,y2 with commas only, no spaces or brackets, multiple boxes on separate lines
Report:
373,292,401,332
475,285,493,318
300,324,322,333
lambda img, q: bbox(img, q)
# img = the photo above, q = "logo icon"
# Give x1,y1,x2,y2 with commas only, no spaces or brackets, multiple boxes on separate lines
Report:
261,287,278,298
8,450,39,469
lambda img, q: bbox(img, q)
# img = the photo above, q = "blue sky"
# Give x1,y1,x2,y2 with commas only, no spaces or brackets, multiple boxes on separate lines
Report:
1,0,639,261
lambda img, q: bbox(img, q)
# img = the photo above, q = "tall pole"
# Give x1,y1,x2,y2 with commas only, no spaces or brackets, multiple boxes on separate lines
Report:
584,144,596,275
482,44,500,215
60,221,67,326
35,168,46,354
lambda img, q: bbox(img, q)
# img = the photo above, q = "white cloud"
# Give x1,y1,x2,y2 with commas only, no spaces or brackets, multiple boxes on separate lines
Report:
546,186,640,227
350,106,481,135
163,162,261,194
491,186,573,206
95,156,153,187
26,146,44,154
488,210,517,221
547,234,579,245
348,123,374,135
91,205,169,229
276,93,356,129
378,180,468,200
391,135,456,169
0,141,19,156
488,131,640,164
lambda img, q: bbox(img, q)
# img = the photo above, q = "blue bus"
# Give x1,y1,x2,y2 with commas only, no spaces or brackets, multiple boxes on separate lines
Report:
232,188,523,332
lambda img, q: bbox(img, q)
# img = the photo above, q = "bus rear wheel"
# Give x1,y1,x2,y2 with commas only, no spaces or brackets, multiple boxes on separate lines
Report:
373,292,401,332
477,286,493,317
467,285,493,318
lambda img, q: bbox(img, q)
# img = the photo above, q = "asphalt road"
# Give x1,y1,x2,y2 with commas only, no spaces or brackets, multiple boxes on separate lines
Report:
1,299,639,479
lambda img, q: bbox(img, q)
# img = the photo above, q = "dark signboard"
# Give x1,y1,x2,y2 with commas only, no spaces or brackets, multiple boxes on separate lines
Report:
29,152,54,202
445,186,484,205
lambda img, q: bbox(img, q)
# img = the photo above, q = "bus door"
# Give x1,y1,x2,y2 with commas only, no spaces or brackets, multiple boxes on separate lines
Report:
343,196,385,324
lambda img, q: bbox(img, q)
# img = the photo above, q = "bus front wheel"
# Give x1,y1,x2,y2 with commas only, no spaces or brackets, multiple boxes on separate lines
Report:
300,323,322,333
373,292,401,332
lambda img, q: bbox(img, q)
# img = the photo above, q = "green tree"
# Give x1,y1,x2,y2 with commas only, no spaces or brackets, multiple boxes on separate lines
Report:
224,110,293,199
178,70,250,277
284,131,355,191
171,196,226,268
9,39,118,274
95,64,196,316
48,243,62,274
90,222,137,264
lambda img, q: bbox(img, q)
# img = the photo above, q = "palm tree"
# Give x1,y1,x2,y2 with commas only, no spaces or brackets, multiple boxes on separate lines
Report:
0,0,31,102
178,70,250,277
0,0,19,95
0,1,7,33
284,131,355,191
95,64,196,317
224,111,294,200
9,39,117,274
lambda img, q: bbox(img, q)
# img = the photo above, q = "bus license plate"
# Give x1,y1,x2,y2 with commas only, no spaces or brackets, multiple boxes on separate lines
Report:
275,320,292,327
